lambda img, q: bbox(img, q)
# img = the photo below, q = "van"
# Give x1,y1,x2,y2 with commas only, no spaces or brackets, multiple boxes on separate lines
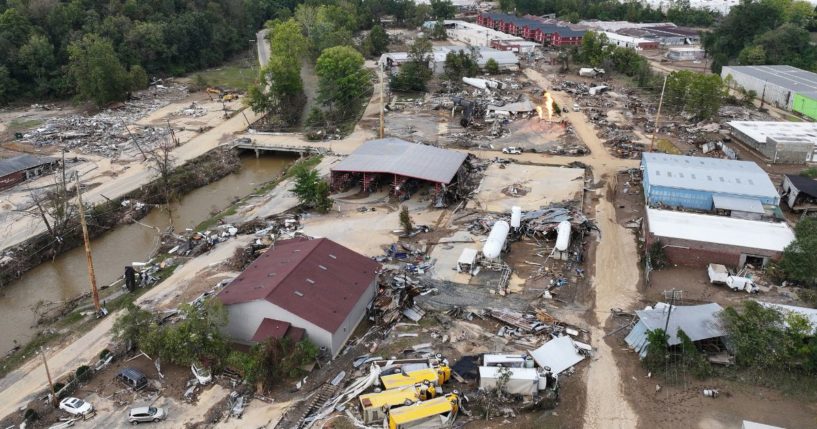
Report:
116,367,148,390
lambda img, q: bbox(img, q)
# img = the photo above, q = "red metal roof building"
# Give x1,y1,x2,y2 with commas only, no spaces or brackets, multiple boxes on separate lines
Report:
477,12,585,47
218,237,380,357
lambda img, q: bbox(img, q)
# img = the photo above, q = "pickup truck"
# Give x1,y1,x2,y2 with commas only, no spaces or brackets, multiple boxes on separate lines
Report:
707,264,758,293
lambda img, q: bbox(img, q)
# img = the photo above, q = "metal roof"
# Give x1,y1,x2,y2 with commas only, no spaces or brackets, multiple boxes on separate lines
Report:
712,194,765,214
432,46,519,66
483,12,586,37
528,336,586,375
0,154,57,177
332,138,467,184
728,121,817,147
722,65,817,93
646,207,795,252
217,238,380,333
758,302,817,335
250,318,290,342
785,174,817,198
642,152,778,200
625,302,725,357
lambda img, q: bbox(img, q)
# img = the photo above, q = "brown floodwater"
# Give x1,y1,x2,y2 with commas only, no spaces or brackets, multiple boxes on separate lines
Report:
0,152,294,354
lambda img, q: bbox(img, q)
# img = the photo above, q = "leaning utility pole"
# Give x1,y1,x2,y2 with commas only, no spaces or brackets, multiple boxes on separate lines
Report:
379,69,385,139
41,348,57,407
650,74,668,152
75,175,101,313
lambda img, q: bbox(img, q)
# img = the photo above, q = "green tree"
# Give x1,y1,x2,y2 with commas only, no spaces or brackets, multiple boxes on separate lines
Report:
430,20,448,40
400,205,413,235
0,65,16,103
364,24,390,57
577,31,608,67
443,49,479,82
268,18,309,62
18,34,55,96
129,65,148,91
752,23,816,69
484,58,500,74
68,34,131,106
390,37,432,92
291,163,332,212
315,46,370,118
665,70,725,120
112,302,154,347
246,56,304,125
643,328,669,371
738,45,767,65
430,0,456,19
499,0,516,12
778,217,817,286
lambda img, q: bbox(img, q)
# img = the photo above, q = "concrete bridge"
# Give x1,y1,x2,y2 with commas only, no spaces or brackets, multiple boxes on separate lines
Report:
232,134,333,156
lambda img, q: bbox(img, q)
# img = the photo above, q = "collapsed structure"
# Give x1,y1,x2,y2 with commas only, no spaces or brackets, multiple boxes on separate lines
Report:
218,237,380,357
330,138,468,204
379,45,520,75
625,303,726,358
781,174,817,212
728,121,817,164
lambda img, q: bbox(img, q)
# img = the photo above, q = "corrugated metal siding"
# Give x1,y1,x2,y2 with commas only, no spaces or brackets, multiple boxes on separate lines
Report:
624,322,649,359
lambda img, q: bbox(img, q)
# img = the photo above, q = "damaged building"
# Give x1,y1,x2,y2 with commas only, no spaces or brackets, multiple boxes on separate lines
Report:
781,174,817,212
642,152,779,214
644,207,795,269
625,303,726,358
728,121,817,164
330,138,468,204
0,154,59,190
379,46,520,75
217,237,381,358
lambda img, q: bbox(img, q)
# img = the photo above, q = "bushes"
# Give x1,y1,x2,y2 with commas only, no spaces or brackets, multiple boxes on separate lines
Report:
227,338,319,392
75,365,92,382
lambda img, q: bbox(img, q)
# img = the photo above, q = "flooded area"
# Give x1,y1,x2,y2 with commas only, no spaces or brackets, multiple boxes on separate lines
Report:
0,152,294,354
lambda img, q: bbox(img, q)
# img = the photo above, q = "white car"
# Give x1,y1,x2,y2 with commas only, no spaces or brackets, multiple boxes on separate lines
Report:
59,397,94,416
502,147,522,154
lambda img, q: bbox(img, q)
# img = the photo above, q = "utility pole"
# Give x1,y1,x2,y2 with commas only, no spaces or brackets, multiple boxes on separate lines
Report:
121,117,147,161
650,74,668,152
759,81,767,111
41,348,57,407
662,288,679,336
75,175,101,314
379,69,385,139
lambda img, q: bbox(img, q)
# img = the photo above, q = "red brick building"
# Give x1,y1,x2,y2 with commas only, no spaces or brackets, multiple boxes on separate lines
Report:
477,12,585,47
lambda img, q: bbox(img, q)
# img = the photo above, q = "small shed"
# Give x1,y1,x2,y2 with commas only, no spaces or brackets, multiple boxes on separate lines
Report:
625,303,725,358
456,248,478,273
782,174,817,212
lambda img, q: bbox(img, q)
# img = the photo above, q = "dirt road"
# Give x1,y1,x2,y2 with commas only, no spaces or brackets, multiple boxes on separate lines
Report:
525,67,642,428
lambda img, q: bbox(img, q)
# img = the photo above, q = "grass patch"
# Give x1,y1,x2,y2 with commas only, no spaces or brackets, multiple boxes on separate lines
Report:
8,118,44,132
712,366,817,400
55,311,85,328
656,138,682,155
193,58,256,92
0,330,61,378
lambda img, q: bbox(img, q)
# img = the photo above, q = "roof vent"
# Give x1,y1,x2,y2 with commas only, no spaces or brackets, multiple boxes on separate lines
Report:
268,272,276,277
329,254,337,259
294,291,304,297
306,278,315,284
318,265,327,270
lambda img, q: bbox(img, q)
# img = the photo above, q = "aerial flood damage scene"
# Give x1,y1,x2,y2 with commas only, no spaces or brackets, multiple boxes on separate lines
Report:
2,1,817,429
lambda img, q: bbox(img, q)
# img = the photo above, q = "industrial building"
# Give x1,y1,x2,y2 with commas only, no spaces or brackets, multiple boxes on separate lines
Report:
720,65,817,113
218,237,381,357
641,153,780,214
330,138,468,199
781,174,817,212
422,20,539,54
0,154,59,190
379,46,519,75
602,31,659,50
644,207,795,268
477,12,586,46
728,121,817,163
625,303,725,358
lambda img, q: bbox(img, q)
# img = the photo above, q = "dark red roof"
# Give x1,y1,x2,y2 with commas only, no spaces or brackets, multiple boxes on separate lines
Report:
251,318,291,342
218,238,381,333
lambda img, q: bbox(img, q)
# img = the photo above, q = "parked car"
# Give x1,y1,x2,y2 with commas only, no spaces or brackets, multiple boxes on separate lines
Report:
572,103,580,112
502,147,522,154
117,367,148,391
59,397,94,416
128,406,166,424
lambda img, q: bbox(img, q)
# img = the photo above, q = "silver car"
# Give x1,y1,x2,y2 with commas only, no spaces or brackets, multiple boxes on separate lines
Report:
127,406,166,424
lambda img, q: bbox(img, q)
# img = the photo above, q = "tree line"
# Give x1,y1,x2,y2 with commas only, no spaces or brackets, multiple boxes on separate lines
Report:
0,0,459,107
498,0,719,27
703,0,817,72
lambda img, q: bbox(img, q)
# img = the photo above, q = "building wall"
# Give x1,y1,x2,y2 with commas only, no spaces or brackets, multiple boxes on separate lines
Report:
792,93,817,121
0,171,25,190
645,185,777,211
645,231,782,270
330,279,376,354
730,127,814,164
721,67,794,110
223,300,333,354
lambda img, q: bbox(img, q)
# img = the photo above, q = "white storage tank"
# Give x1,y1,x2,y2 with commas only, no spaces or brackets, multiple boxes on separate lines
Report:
510,206,522,228
555,221,571,252
483,221,510,259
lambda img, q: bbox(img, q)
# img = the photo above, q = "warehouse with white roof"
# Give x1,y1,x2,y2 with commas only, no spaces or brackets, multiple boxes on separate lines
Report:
644,207,795,269
728,121,817,163
641,153,779,215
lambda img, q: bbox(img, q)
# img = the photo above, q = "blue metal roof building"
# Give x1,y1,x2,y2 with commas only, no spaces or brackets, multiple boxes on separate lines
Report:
641,153,779,211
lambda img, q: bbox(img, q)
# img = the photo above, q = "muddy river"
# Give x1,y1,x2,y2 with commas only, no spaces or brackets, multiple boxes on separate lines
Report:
0,152,294,354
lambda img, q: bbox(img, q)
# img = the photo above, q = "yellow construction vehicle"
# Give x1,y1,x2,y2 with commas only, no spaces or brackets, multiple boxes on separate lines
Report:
380,365,451,390
386,392,460,429
358,381,438,424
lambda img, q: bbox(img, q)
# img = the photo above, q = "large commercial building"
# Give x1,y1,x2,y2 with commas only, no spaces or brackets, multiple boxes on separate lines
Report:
602,31,659,50
218,237,380,357
641,153,779,214
422,20,540,54
728,121,817,163
379,45,519,75
0,154,59,190
477,13,586,47
721,65,817,117
644,207,795,268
